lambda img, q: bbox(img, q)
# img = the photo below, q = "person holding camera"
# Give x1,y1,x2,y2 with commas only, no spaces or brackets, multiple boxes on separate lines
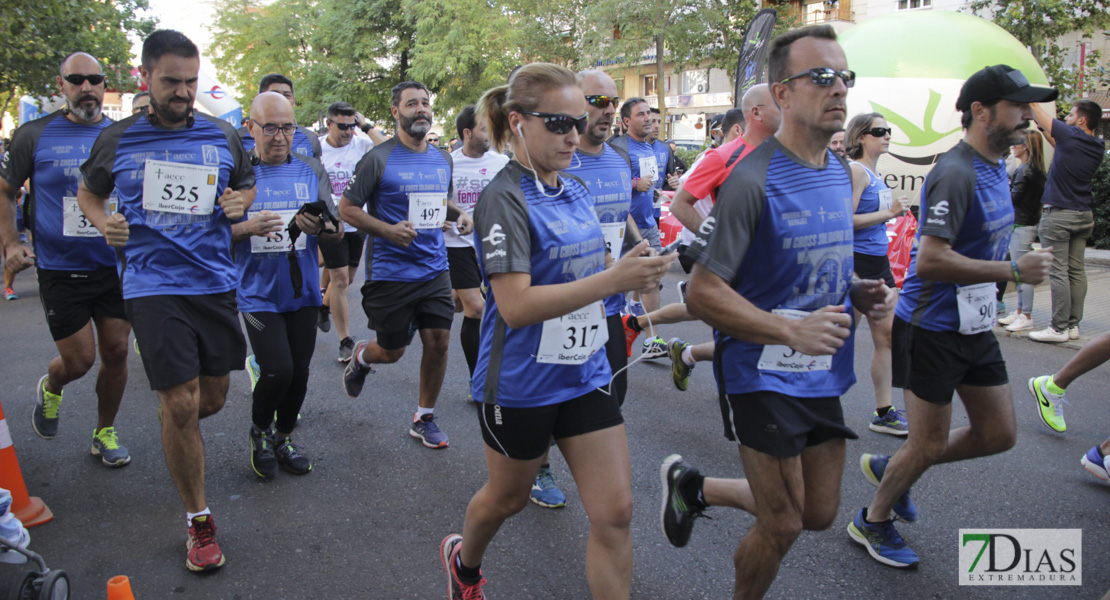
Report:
233,92,341,480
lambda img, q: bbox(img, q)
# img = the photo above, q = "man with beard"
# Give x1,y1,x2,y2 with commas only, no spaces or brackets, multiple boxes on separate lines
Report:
0,52,132,467
238,74,322,160
339,81,471,450
828,129,847,159
846,65,1055,568
78,30,256,572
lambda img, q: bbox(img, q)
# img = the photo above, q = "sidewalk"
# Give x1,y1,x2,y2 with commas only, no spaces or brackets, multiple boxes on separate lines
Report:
997,247,1110,350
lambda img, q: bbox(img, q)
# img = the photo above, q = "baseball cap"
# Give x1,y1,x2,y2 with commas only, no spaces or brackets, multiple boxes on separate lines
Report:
955,65,1058,111
709,114,725,131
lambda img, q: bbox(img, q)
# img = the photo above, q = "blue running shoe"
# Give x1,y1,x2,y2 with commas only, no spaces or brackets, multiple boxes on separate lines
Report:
847,508,919,568
1081,446,1109,482
410,413,448,449
860,454,917,522
530,464,566,508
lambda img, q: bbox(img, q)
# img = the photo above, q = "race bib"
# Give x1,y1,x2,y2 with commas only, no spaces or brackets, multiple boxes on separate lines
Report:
757,309,833,372
249,210,307,254
142,159,218,215
408,192,447,229
62,196,116,237
878,189,893,212
601,222,625,259
956,282,996,335
536,302,608,365
638,156,658,181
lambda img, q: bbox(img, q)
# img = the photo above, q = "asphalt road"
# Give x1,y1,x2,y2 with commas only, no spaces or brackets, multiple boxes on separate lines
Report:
1,266,1108,600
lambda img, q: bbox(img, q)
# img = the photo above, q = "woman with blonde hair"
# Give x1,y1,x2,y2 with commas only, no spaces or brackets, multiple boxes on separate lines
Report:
439,63,674,600
997,129,1046,332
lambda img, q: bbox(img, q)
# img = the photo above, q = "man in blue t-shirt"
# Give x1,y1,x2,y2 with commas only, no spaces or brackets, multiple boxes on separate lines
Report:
0,52,132,468
236,73,322,160
78,30,256,573
849,64,1056,569
1028,100,1106,344
658,26,895,598
339,81,471,450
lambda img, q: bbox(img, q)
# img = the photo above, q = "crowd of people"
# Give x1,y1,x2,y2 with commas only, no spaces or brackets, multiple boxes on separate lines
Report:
0,22,1106,600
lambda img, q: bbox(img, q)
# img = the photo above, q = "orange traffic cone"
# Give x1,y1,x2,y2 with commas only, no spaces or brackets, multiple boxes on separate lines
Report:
107,575,135,600
0,399,52,527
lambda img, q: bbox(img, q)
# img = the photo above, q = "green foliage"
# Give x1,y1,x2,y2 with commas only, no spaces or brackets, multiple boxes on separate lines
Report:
674,144,705,169
1090,154,1110,249
0,0,157,122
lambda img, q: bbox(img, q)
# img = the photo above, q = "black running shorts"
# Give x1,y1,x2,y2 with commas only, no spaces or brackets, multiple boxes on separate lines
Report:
447,246,482,290
722,391,858,458
891,316,1008,405
360,271,454,350
37,267,126,341
479,389,624,460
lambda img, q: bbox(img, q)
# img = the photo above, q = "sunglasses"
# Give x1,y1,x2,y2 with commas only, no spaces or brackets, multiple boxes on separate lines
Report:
779,67,855,88
63,73,106,86
329,120,359,131
250,119,296,137
520,111,589,135
427,137,440,143
865,127,892,137
585,95,621,109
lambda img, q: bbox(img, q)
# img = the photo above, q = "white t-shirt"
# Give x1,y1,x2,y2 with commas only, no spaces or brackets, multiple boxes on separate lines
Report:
321,136,375,233
677,154,714,246
445,148,510,248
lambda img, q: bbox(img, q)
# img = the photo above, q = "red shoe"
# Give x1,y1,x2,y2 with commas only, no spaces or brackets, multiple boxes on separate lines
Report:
186,515,226,572
621,313,641,358
440,534,486,599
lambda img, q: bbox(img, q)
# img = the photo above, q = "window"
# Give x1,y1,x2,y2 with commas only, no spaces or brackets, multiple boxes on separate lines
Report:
644,75,657,97
896,0,930,9
681,70,709,94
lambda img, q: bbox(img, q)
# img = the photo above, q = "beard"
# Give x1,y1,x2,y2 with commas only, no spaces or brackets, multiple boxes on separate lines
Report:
151,93,193,125
584,118,611,146
68,94,102,121
400,113,431,138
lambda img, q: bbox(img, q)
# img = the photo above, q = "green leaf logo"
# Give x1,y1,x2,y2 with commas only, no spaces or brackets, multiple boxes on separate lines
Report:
871,89,960,149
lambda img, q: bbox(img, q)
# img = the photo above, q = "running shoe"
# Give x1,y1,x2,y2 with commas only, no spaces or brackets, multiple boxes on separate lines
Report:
249,425,277,480
1029,327,1069,343
4,287,17,300
996,312,1019,326
410,413,449,449
1004,313,1035,332
847,508,919,568
659,454,707,548
245,355,261,392
316,304,331,333
1081,445,1109,481
1028,375,1068,433
530,464,566,508
667,338,694,391
440,534,486,600
621,313,641,358
342,341,372,398
32,374,61,439
869,408,909,436
859,454,917,522
186,515,225,572
133,338,141,356
90,427,131,467
338,336,355,363
642,337,668,359
275,435,312,474
1069,326,1079,340
676,280,688,303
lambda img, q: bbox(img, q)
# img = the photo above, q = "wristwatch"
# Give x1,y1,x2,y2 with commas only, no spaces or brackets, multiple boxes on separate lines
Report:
360,122,374,133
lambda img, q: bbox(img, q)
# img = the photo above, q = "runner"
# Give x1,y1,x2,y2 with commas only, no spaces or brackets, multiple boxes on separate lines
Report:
657,26,894,598
0,51,132,467
78,29,256,572
233,92,340,479
131,91,150,115
339,81,471,449
846,64,1055,568
439,62,674,600
237,74,322,160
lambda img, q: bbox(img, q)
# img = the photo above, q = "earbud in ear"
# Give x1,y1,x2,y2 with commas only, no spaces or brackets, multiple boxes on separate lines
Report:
516,122,523,137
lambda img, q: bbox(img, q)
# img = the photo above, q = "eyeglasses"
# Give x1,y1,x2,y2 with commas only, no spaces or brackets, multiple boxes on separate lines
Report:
63,74,106,86
865,127,892,137
427,137,440,143
585,95,621,109
328,120,359,131
250,119,296,137
520,111,589,135
779,67,855,88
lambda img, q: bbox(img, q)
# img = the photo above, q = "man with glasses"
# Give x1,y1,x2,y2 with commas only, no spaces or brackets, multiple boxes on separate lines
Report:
237,73,321,160
658,26,895,598
132,91,151,115
78,30,256,571
0,52,132,468
339,81,471,450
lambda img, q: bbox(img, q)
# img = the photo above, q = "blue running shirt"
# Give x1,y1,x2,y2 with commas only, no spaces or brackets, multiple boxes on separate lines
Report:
235,153,332,313
569,145,633,317
1,111,116,271
81,112,256,299
852,163,893,257
651,139,672,221
608,136,657,231
897,141,1014,332
471,161,612,408
687,139,857,398
237,125,322,160
342,138,453,282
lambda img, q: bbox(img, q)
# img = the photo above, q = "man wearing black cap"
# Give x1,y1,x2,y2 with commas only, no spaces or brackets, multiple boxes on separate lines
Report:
846,65,1056,568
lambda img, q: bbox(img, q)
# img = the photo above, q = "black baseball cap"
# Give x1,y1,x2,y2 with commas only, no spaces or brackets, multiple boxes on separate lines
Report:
956,65,1058,111
709,114,725,131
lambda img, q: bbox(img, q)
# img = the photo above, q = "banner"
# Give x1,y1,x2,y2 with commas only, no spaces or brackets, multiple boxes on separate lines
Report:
733,8,778,107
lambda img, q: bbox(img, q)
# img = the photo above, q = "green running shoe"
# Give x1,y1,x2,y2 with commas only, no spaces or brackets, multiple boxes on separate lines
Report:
1028,375,1068,432
90,427,131,467
667,338,694,391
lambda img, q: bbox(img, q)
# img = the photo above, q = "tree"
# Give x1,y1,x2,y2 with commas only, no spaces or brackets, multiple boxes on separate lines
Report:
0,0,157,123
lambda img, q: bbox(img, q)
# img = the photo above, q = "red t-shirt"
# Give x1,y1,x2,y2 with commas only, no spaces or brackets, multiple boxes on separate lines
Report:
680,135,760,203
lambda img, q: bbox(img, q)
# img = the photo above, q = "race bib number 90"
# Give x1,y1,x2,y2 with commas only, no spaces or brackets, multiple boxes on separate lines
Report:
142,159,218,215
536,302,608,365
408,192,447,229
956,282,996,335
250,210,307,254
757,309,833,373
62,195,116,237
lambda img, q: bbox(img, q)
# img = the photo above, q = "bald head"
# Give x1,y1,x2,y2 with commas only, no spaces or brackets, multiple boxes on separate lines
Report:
57,52,105,123
249,91,297,163
740,84,780,145
251,91,295,123
577,70,619,148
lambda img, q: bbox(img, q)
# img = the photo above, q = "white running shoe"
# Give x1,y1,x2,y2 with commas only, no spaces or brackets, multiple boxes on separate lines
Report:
1005,313,1035,332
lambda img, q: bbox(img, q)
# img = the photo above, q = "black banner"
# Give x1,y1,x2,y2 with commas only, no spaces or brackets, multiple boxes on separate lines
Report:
733,8,778,107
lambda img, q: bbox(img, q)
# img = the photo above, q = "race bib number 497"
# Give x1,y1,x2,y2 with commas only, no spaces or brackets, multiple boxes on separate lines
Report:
142,159,218,215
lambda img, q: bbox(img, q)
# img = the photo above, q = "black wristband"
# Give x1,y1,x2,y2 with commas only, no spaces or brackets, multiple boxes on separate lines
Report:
360,123,372,133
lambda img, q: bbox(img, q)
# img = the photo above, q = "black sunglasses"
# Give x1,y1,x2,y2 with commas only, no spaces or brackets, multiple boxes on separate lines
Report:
520,111,589,135
63,73,106,86
865,127,892,137
585,95,621,109
329,120,359,131
780,67,855,88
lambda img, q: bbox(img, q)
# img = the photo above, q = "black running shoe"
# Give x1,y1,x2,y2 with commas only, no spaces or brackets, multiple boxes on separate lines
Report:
343,341,372,398
659,454,707,548
249,425,277,480
275,435,312,474
317,305,331,333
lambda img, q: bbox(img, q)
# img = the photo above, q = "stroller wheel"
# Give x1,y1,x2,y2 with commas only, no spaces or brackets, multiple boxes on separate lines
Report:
7,571,36,600
37,571,68,600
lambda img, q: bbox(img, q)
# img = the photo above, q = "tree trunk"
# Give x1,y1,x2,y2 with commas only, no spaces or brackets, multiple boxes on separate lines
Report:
0,92,12,127
655,34,666,139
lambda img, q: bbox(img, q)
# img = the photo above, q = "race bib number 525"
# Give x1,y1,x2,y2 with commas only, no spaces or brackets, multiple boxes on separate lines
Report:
142,159,218,215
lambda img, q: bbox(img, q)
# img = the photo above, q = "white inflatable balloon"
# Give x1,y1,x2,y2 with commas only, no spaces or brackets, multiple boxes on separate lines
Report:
196,70,243,128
